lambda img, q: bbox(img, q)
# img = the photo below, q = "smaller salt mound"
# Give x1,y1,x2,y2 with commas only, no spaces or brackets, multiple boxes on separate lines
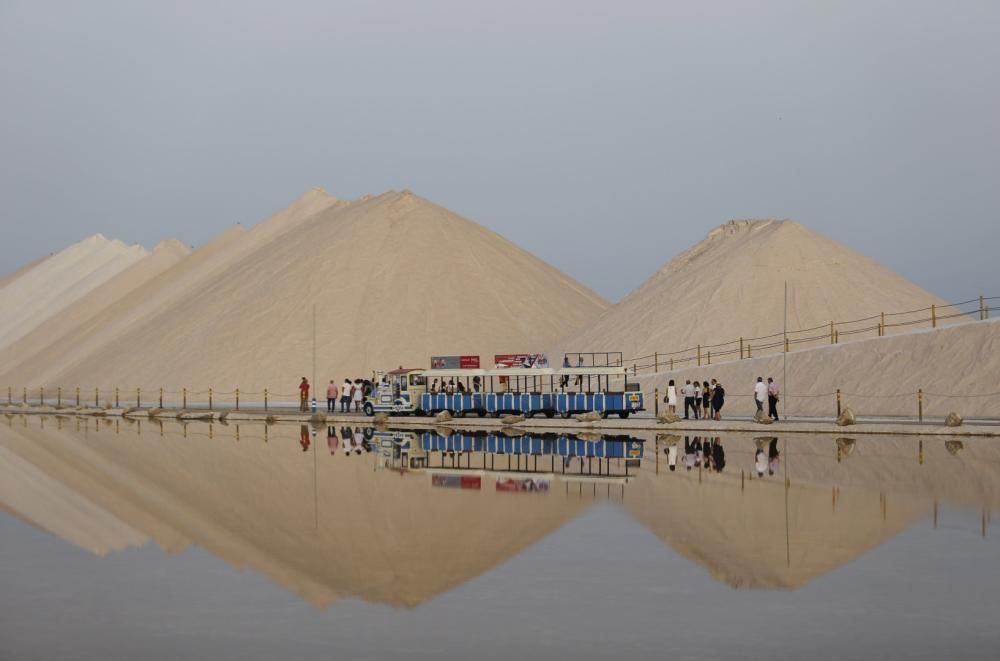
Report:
0,254,51,289
0,234,148,351
0,239,191,377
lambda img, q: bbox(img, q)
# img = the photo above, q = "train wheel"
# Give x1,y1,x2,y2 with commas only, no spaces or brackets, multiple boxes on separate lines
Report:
560,410,571,419
362,402,374,416
477,411,486,418
454,410,466,418
491,411,501,418
544,411,555,419
618,411,630,419
599,411,609,419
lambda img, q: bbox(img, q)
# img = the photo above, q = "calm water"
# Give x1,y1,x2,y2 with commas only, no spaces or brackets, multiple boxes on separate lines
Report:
1,415,998,660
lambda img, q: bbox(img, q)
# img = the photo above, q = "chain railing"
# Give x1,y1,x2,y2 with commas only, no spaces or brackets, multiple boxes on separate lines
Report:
622,295,996,375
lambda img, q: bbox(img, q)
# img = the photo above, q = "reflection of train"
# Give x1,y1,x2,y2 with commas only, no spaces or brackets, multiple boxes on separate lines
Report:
368,427,644,481
364,353,645,419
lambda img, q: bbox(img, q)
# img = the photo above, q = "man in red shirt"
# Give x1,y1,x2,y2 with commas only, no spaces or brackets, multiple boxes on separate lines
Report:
299,377,310,412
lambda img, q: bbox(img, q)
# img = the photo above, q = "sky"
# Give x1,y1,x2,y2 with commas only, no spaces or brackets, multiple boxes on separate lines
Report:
1,0,997,303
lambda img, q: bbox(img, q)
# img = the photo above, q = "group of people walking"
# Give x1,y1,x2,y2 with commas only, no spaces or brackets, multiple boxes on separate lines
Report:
662,376,781,421
663,379,726,420
753,376,781,421
295,377,371,413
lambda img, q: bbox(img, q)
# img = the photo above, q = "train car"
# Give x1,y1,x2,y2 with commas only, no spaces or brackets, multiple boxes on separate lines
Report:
419,364,644,419
362,368,427,416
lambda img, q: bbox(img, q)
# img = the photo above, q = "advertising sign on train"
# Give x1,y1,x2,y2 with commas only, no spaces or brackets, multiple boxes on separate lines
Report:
430,355,481,369
431,474,482,490
496,477,551,493
493,353,549,368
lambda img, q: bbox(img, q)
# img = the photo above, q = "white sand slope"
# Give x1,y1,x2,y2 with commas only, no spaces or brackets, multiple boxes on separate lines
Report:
636,318,1000,418
553,220,960,366
0,240,191,380
0,234,148,351
28,190,608,394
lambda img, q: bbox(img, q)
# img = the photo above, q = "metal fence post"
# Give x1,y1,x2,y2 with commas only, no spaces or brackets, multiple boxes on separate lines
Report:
115,386,119,408
931,304,937,328
7,386,11,404
236,388,240,410
980,295,986,321
697,345,701,366
740,337,744,359
836,389,842,417
830,321,835,344
654,387,659,416
264,388,269,411
918,388,923,422
75,387,80,406
880,311,885,337
747,343,752,359
23,387,26,404
183,388,187,408
209,388,213,409
137,387,141,408
654,353,659,373
95,387,99,407
40,386,44,406
159,388,163,408
707,350,711,365
57,387,61,407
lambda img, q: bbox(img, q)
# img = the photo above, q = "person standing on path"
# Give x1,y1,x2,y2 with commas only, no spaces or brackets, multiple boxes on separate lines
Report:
702,381,711,416
767,377,780,421
665,379,677,414
299,377,310,412
353,378,364,412
693,381,702,420
711,381,725,420
326,380,338,413
683,380,696,420
340,378,352,413
754,377,767,415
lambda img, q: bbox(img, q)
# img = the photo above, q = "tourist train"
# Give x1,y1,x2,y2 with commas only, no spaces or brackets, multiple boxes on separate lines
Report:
362,352,645,419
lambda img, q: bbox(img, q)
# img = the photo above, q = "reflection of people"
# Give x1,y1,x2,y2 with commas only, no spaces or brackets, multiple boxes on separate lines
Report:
755,448,767,477
299,377,310,412
711,438,725,472
667,443,678,472
299,425,310,452
768,437,780,475
683,436,699,470
326,426,339,455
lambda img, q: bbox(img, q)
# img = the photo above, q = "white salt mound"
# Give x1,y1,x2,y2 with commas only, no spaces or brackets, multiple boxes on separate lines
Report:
14,190,607,396
0,234,148,351
553,220,959,365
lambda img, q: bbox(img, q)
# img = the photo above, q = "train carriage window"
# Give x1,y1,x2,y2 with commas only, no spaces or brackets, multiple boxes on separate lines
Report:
410,374,426,386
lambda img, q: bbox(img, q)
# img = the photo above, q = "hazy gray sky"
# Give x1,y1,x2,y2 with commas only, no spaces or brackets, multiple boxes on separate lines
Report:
1,0,997,302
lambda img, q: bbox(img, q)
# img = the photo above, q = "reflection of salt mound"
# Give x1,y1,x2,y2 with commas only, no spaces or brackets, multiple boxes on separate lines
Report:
554,220,954,362
0,421,586,607
38,190,607,392
0,234,148,351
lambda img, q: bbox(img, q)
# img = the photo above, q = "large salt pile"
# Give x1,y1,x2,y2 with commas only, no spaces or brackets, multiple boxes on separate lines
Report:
553,220,958,364
9,190,607,394
0,234,148,351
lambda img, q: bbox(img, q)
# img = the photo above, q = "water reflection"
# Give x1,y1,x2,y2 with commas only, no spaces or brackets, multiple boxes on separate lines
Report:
0,413,997,608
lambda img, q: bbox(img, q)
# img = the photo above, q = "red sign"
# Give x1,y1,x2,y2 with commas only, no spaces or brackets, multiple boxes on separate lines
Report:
430,355,481,369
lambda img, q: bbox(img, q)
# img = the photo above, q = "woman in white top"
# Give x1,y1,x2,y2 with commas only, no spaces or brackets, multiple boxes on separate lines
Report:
352,380,363,412
665,379,678,413
693,382,702,419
